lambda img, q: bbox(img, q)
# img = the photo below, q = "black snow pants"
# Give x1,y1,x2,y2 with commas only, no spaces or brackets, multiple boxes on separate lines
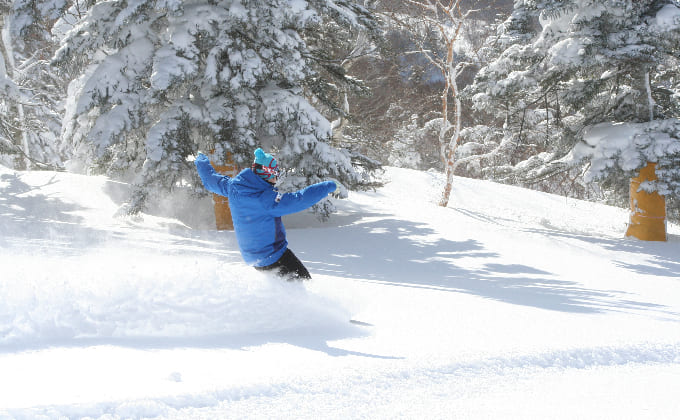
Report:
254,248,312,280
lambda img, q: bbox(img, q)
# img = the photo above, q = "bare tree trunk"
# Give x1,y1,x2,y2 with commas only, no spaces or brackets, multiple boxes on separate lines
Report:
388,0,484,206
331,90,350,143
439,37,462,207
332,31,372,144
1,15,31,170
401,0,472,206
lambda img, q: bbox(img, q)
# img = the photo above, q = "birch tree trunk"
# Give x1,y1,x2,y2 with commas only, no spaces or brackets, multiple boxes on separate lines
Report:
438,36,462,207
1,14,31,169
405,0,468,207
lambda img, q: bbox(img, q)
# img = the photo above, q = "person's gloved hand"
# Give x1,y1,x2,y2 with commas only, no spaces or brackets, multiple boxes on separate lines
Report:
329,179,347,199
194,153,212,170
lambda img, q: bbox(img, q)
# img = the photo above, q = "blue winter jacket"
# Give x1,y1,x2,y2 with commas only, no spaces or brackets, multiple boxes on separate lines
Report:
195,154,336,267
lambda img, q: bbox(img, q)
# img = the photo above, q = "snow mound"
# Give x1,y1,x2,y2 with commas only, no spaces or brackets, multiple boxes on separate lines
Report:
1,250,351,349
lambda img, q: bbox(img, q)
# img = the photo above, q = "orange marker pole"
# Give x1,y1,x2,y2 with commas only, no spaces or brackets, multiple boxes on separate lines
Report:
210,152,237,230
625,162,667,241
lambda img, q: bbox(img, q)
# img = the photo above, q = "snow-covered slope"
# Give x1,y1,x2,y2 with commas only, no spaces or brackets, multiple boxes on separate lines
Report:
1,165,679,419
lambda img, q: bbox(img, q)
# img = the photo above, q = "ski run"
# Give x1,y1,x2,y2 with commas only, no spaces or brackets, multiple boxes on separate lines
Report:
1,165,680,419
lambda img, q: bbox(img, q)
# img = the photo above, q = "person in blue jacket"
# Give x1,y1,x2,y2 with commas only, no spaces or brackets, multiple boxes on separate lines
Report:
194,148,337,280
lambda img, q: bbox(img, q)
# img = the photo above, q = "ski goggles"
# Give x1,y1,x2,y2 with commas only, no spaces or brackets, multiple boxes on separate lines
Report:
252,162,281,179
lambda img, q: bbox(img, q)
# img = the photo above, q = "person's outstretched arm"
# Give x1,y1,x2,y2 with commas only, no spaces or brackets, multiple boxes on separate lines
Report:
194,153,230,197
263,181,337,217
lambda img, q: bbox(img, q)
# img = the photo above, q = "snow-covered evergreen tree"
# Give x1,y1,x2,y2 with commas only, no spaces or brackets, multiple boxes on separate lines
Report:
388,114,424,169
466,0,680,211
0,0,65,170
54,0,378,215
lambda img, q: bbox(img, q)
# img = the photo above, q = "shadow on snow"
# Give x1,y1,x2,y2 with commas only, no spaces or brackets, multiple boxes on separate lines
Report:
300,211,673,316
0,172,108,253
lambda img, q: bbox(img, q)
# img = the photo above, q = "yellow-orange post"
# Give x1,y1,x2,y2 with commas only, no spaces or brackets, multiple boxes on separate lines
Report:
210,152,237,230
625,162,667,241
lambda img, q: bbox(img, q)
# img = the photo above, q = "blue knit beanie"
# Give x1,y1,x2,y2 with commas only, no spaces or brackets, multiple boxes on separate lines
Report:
252,148,279,180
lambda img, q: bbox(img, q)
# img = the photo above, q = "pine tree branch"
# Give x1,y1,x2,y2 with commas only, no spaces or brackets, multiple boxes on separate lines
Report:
0,138,65,171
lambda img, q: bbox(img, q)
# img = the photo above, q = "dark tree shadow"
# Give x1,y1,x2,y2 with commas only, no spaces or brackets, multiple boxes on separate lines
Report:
456,208,680,280
295,211,673,316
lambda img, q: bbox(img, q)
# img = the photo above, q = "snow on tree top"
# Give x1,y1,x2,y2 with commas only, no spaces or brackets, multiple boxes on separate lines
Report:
653,4,680,30
568,119,680,187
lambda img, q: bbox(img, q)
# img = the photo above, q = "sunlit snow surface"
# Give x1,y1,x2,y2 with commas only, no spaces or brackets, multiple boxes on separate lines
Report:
1,165,679,419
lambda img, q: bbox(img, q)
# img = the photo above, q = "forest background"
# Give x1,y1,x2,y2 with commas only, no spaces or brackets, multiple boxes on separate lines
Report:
2,0,680,221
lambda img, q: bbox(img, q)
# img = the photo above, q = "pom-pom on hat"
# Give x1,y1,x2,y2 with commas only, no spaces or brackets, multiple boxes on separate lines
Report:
252,148,279,181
